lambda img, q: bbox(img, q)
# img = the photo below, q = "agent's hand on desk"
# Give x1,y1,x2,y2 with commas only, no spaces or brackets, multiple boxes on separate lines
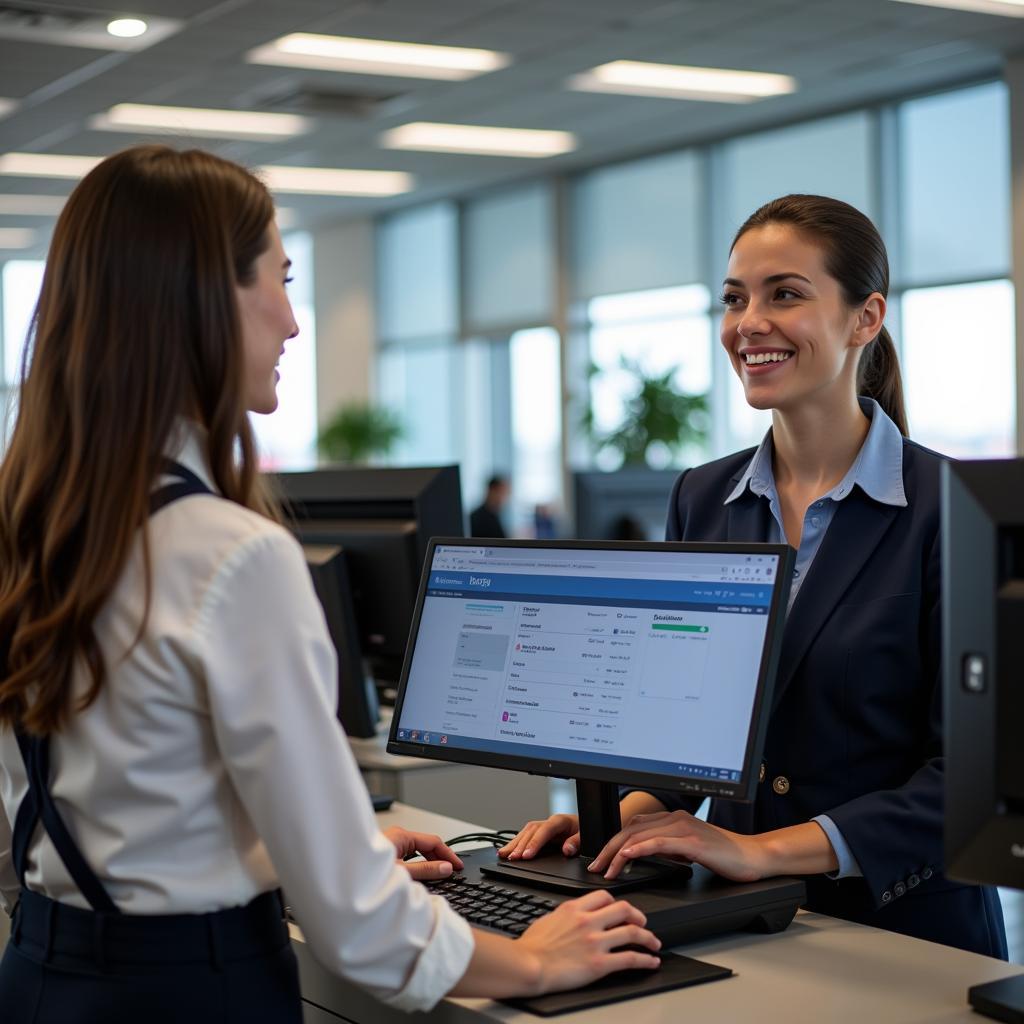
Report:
498,813,581,861
382,826,465,881
588,811,766,883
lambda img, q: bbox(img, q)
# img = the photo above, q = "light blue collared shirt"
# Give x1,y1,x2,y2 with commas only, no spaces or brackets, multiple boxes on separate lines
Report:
725,397,907,878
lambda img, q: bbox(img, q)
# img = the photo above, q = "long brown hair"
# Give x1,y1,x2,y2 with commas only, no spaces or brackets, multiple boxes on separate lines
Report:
733,194,909,436
0,145,278,735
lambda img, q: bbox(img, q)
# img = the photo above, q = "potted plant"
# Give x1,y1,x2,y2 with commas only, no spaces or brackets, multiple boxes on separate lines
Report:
582,357,709,468
317,402,404,464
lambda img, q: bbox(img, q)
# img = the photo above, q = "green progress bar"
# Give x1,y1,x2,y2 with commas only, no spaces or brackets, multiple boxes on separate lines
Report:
652,623,709,633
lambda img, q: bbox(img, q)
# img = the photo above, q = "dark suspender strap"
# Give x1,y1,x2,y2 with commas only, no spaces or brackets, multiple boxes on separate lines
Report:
13,731,120,914
149,460,211,514
10,752,37,887
7,458,213,914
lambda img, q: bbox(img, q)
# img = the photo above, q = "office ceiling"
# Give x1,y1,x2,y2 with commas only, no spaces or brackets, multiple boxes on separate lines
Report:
2,0,1024,256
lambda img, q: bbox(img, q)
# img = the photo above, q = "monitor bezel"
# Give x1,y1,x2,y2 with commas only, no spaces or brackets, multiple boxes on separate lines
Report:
387,537,793,804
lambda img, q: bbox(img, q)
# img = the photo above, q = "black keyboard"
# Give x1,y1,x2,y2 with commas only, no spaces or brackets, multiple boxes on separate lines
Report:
427,874,558,936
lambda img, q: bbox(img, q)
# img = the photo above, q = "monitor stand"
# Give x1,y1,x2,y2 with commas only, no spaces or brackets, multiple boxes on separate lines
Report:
482,779,691,894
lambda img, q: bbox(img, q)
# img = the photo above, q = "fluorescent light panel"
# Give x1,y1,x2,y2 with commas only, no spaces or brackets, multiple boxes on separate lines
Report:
889,0,1024,14
0,195,66,215
92,103,311,140
0,154,103,179
247,33,509,80
0,228,36,248
0,98,16,119
570,60,796,102
259,165,413,197
381,122,576,157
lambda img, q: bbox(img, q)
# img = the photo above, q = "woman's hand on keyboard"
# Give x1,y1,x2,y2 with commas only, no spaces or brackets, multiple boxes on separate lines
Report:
519,890,660,991
498,813,581,861
382,826,465,881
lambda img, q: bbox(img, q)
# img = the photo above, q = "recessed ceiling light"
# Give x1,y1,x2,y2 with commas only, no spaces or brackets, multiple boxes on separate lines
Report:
380,122,576,158
107,18,148,38
259,165,414,197
247,33,509,80
0,228,36,248
0,195,66,215
889,0,1024,13
91,103,311,140
0,153,103,179
569,60,797,102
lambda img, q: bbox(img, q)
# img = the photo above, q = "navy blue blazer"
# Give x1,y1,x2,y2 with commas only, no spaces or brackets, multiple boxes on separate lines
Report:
644,439,1007,958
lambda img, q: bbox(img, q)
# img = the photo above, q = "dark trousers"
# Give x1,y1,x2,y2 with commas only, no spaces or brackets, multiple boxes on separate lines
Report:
0,889,302,1023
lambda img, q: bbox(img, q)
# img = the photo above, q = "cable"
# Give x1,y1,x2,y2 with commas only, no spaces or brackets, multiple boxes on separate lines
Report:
443,830,518,849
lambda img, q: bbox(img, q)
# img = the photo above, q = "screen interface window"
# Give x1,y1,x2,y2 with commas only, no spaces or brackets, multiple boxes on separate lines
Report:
397,546,781,783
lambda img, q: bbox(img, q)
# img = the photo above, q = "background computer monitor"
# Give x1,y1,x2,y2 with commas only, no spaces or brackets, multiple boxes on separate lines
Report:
942,459,1024,1020
942,459,1024,890
388,538,792,890
303,543,379,739
572,468,679,541
275,465,464,690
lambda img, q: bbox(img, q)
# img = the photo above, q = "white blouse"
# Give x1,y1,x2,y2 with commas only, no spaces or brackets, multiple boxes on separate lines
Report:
0,427,473,1011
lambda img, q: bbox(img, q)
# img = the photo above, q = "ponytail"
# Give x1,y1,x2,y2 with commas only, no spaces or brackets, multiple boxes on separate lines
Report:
858,326,908,437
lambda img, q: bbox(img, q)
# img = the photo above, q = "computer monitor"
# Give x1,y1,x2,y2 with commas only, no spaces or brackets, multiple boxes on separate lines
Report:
942,459,1024,1019
388,538,793,892
572,469,679,541
274,465,464,688
303,543,379,739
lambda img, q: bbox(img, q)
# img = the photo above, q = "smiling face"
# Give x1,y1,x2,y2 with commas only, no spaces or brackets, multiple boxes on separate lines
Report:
236,222,298,415
720,223,881,417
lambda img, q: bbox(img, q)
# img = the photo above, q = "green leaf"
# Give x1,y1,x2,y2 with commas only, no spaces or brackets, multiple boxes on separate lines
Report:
317,403,405,464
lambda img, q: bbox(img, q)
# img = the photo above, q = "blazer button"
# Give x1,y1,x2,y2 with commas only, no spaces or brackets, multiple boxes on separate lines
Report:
772,775,790,795
759,762,766,783
894,882,906,897
907,874,920,889
881,890,893,903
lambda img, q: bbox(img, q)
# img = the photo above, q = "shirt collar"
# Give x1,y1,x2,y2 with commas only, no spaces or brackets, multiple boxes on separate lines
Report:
724,398,907,508
164,419,217,492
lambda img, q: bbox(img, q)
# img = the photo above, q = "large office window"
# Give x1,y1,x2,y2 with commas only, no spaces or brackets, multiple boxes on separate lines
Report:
378,341,460,466
510,326,562,524
570,151,710,471
896,82,1014,455
1,259,44,386
585,285,712,470
899,83,1009,285
464,183,554,334
902,281,1014,456
376,202,461,470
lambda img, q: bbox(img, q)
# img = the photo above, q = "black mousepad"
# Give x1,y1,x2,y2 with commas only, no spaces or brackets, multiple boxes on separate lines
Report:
502,952,732,1017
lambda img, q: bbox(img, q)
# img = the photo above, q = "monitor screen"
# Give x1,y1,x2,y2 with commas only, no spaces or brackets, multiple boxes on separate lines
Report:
390,538,791,804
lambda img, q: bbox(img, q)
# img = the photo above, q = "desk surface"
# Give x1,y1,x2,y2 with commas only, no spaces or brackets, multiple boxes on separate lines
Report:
293,803,1022,1024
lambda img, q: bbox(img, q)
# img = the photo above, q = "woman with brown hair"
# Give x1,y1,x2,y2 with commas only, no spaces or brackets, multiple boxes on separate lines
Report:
501,194,1008,960
0,145,659,1023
